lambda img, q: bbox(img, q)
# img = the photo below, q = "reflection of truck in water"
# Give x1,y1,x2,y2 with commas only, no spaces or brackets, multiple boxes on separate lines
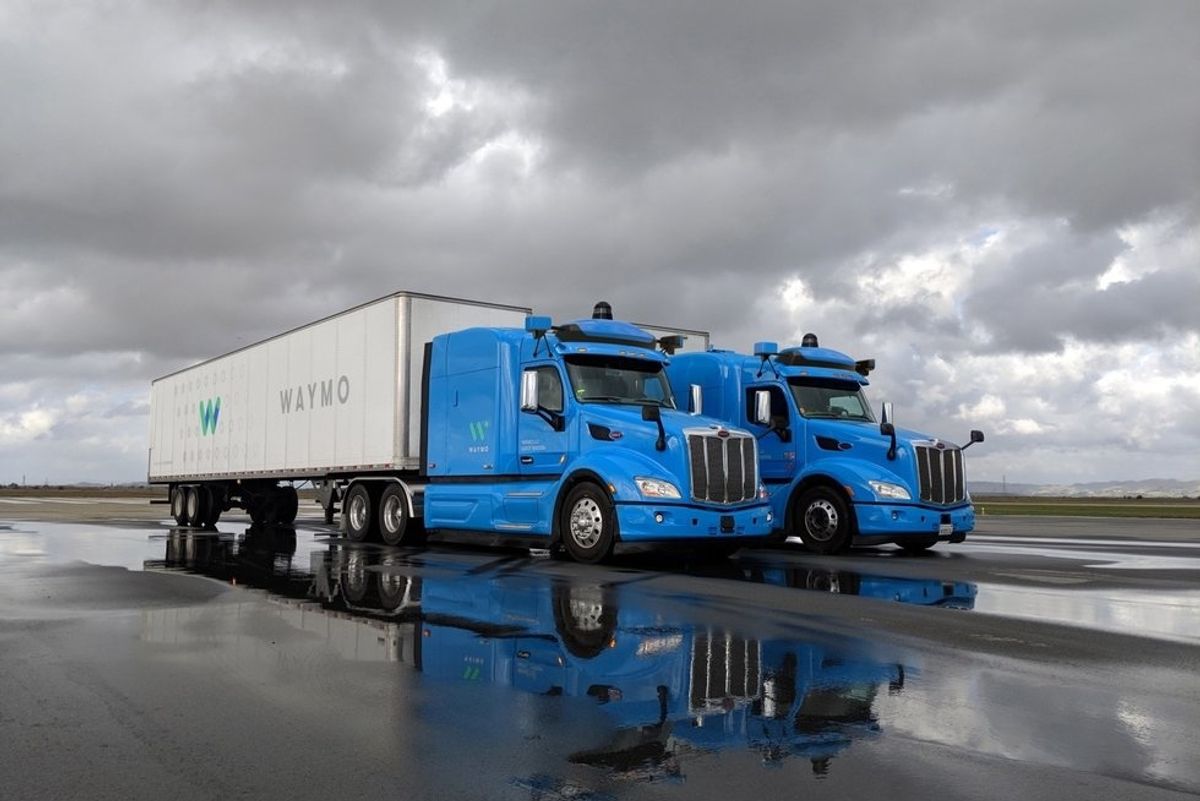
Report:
666,334,985,554
150,530,905,776
148,293,772,562
743,564,977,610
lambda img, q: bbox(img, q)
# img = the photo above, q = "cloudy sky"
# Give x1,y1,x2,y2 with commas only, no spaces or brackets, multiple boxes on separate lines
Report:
1,1,1197,485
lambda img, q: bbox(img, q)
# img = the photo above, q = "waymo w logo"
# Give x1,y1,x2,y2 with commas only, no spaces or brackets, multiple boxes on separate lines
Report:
468,420,489,442
199,397,221,436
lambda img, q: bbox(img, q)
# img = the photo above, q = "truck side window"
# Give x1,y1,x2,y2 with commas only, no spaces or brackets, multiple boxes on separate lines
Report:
745,386,788,427
536,366,564,413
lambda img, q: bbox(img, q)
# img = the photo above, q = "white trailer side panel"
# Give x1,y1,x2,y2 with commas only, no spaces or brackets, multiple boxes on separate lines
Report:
148,292,530,482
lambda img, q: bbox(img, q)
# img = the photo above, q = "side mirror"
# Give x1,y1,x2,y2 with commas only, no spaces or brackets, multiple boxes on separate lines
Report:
962,429,985,450
642,404,666,451
879,402,897,461
689,384,703,415
520,370,538,412
754,390,771,425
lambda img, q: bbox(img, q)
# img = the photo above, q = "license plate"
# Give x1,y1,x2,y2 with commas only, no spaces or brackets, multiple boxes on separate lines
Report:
938,522,953,537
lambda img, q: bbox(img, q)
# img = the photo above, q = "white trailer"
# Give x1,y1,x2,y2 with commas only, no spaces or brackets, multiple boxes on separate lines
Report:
149,292,530,528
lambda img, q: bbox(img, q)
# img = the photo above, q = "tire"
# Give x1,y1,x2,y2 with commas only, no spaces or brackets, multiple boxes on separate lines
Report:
792,486,853,554
898,537,937,554
275,486,298,525
344,483,375,542
184,485,207,528
801,568,861,595
200,486,222,529
552,583,617,658
377,484,412,546
170,487,187,526
559,483,617,564
342,549,371,605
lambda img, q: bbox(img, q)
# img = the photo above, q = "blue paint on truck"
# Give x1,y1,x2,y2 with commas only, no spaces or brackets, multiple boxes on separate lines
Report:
421,307,774,561
665,336,984,553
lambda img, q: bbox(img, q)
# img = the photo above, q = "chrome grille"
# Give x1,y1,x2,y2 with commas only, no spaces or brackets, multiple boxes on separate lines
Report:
915,444,966,505
689,628,761,713
687,430,757,504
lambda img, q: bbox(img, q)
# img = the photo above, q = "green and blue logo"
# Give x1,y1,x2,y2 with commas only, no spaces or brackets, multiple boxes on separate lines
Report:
468,419,489,442
199,397,221,436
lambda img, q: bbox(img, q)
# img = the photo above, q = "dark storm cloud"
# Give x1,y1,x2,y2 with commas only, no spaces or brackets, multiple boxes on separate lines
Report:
0,0,1197,481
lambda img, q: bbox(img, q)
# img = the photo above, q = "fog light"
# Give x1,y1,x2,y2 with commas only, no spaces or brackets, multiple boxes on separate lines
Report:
892,511,900,520
655,512,665,524
766,512,774,524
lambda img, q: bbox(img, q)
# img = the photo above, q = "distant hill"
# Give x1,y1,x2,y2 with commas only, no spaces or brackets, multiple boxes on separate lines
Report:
970,479,1200,498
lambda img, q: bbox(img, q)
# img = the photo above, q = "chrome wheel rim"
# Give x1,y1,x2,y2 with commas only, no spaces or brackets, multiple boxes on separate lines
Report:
569,498,604,549
349,494,368,532
186,490,198,522
382,494,404,534
568,586,605,631
171,491,184,519
804,499,839,542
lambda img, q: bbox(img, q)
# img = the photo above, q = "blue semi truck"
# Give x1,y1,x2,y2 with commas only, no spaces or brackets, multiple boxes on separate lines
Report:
150,292,773,563
666,335,984,553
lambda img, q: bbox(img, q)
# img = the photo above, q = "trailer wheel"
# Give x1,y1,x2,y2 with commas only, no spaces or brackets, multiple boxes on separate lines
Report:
170,487,187,526
184,485,208,529
793,486,852,554
275,486,298,526
560,483,616,564
344,483,374,542
377,484,412,546
200,486,222,528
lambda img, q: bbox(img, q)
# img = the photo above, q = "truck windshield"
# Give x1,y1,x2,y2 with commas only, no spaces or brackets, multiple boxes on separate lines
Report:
788,378,874,421
564,355,675,408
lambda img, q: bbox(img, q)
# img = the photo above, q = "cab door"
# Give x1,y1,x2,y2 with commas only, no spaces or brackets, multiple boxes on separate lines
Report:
745,384,794,482
518,364,570,477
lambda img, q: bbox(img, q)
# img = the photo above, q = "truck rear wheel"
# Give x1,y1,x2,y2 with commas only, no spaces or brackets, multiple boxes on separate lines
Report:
560,483,616,564
344,483,375,542
378,484,412,546
793,486,852,554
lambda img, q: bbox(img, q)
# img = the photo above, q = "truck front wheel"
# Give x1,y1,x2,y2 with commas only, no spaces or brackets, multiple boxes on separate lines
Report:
560,483,616,564
344,483,375,542
793,486,853,554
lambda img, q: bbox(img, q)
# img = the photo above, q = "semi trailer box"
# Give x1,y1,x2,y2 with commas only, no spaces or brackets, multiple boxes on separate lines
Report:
148,292,530,483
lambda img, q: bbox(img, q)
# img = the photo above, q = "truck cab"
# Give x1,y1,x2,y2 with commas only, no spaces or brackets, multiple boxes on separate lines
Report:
421,304,775,562
666,335,984,553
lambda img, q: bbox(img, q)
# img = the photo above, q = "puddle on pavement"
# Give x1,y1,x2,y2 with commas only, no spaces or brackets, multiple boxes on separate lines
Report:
4,520,1200,793
148,527,906,780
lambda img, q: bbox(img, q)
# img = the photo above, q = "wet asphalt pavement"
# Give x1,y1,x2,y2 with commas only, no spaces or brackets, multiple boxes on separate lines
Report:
1,512,1199,800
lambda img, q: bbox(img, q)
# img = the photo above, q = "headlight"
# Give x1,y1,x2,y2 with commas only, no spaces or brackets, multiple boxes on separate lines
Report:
634,477,682,499
868,480,911,500
758,482,770,500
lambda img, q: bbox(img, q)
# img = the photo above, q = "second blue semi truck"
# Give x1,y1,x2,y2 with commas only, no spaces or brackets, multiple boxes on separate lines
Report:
667,335,984,553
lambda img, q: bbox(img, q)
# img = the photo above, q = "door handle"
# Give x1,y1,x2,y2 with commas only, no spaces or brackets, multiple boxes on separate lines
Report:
520,456,534,464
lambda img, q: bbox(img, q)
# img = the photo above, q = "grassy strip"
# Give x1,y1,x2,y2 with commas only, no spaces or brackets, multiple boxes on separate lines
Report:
974,498,1200,519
